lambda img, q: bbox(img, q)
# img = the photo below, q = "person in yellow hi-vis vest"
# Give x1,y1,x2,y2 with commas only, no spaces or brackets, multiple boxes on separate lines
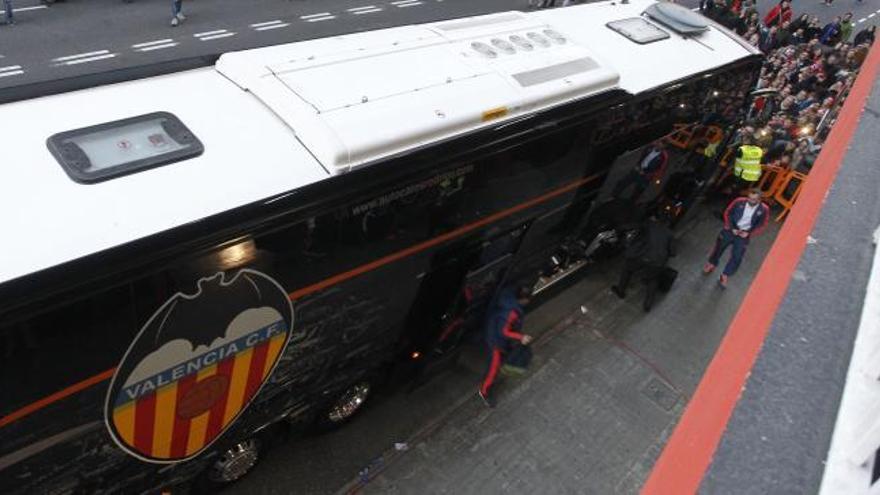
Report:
732,135,764,195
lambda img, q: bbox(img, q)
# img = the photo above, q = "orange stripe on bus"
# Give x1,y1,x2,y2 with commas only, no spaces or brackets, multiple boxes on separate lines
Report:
0,367,116,428
0,174,600,430
642,42,880,495
288,174,598,300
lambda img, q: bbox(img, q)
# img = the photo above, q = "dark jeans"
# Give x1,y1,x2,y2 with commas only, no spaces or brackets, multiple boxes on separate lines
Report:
612,170,650,202
172,0,181,16
617,258,662,308
708,229,749,276
3,0,13,23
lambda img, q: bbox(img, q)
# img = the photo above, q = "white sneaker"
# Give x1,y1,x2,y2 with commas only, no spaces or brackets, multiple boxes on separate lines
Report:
170,16,179,26
176,13,186,21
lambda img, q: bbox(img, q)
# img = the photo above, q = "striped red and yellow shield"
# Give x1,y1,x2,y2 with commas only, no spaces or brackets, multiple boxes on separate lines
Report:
105,270,294,463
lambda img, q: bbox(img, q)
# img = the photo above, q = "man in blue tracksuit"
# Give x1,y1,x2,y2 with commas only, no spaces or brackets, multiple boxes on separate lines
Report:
479,286,533,407
704,189,770,288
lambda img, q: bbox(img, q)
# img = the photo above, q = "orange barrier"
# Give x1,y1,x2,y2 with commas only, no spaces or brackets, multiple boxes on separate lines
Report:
666,124,696,149
757,164,789,201
772,171,808,222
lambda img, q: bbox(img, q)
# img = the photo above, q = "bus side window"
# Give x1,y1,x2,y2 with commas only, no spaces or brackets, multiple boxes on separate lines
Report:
0,285,137,418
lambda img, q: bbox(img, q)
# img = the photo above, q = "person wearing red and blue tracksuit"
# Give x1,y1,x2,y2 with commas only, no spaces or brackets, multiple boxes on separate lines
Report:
479,286,533,407
703,189,770,288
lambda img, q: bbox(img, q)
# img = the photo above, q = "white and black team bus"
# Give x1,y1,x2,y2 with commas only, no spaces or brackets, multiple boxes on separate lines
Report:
0,1,760,493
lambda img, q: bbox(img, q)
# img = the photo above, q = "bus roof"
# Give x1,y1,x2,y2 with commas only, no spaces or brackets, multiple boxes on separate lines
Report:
0,0,756,287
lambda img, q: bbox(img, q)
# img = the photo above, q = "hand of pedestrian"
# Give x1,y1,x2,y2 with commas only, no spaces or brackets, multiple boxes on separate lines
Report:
521,335,533,345
739,230,750,238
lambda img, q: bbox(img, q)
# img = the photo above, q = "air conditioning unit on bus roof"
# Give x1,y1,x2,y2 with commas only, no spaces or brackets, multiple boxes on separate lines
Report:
216,18,619,174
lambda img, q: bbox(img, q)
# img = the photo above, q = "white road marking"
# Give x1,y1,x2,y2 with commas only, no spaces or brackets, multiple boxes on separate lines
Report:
61,54,117,65
0,65,21,72
348,5,379,12
132,39,174,49
858,17,866,23
393,0,423,7
0,70,24,78
250,20,282,28
199,32,236,40
137,43,178,52
305,15,336,22
353,8,382,14
52,50,109,62
869,13,876,18
300,12,333,19
0,5,48,14
255,23,290,31
194,29,228,37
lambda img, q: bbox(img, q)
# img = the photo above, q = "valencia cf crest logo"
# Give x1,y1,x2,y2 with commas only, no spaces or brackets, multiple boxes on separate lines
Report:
105,269,294,463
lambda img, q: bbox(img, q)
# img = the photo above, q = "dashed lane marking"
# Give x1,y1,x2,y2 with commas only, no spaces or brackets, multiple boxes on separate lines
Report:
194,29,235,41
252,20,290,31
52,50,109,62
391,0,423,6
132,39,174,49
348,5,383,14
301,12,335,22
137,42,179,52
869,13,876,18
52,50,116,66
0,5,48,14
0,65,23,78
194,29,227,37
859,17,866,23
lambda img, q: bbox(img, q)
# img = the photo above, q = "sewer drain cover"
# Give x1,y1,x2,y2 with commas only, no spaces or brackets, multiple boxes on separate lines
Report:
642,378,679,411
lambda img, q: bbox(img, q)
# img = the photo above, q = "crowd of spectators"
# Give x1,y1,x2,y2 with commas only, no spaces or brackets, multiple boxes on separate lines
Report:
702,0,875,176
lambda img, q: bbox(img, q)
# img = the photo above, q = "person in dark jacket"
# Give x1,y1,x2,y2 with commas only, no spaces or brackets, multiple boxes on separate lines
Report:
611,210,675,312
703,189,770,288
854,25,876,46
611,141,669,202
479,286,533,407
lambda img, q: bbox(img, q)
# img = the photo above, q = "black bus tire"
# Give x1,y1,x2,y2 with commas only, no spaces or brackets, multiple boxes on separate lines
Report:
314,379,374,431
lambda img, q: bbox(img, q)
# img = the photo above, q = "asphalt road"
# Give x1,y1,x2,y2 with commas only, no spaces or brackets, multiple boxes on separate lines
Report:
1,0,878,90
0,0,530,89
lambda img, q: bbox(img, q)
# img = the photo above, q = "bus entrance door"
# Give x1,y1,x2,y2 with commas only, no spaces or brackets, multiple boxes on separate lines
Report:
405,226,526,387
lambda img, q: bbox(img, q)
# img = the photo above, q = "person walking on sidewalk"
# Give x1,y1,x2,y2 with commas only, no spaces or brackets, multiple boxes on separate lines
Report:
611,210,676,312
170,0,185,27
704,189,769,288
479,286,534,408
2,0,14,26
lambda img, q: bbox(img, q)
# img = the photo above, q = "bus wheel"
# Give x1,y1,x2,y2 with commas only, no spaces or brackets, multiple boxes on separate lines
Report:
317,381,372,430
196,437,263,491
